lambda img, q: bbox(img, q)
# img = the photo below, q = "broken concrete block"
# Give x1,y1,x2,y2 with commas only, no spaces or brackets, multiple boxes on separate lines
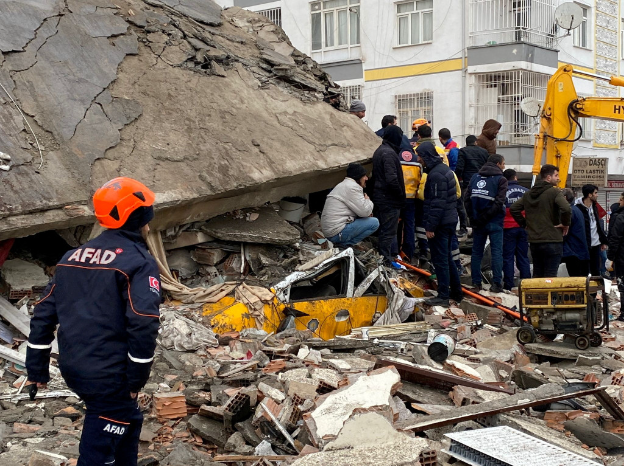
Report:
204,206,301,245
576,354,602,366
325,412,409,451
1,259,49,299
287,380,319,400
565,416,624,449
307,366,401,443
225,431,254,455
163,230,215,250
28,451,69,466
460,300,494,322
325,358,375,373
191,247,228,265
254,440,277,456
258,382,286,403
187,415,229,448
511,367,550,389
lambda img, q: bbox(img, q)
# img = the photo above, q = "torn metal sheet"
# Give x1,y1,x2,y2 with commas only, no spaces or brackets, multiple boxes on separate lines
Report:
444,426,595,466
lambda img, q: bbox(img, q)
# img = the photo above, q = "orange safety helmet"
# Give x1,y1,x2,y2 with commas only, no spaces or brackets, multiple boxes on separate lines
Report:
412,118,430,131
93,177,155,229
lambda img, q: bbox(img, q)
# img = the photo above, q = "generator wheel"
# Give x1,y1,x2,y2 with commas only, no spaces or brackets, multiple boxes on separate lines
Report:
517,326,537,345
589,332,603,347
575,335,590,350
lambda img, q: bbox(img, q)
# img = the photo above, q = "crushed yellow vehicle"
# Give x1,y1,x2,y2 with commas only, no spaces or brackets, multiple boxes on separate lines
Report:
203,249,422,340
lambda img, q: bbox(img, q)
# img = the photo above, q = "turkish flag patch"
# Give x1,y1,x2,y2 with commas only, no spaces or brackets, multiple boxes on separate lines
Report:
149,276,160,292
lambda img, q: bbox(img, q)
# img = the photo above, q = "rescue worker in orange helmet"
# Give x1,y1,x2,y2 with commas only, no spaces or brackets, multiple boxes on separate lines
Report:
26,177,161,466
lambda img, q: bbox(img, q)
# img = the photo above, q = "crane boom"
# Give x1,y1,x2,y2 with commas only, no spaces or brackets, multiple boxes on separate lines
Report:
532,64,624,187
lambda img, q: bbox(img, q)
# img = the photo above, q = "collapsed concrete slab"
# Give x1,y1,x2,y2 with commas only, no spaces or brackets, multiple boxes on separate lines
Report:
0,0,380,241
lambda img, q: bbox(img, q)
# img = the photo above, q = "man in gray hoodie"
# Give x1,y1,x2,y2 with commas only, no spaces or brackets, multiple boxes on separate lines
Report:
321,163,379,247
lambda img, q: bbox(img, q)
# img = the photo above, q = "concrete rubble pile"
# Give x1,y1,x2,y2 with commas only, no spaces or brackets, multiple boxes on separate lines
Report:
0,0,379,242
2,257,624,464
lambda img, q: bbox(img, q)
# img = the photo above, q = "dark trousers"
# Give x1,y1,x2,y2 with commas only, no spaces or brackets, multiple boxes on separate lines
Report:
589,245,602,276
377,206,401,262
78,392,143,466
429,223,462,300
563,256,590,277
398,199,416,261
457,190,468,230
472,223,504,286
503,227,531,289
530,242,563,278
414,199,429,258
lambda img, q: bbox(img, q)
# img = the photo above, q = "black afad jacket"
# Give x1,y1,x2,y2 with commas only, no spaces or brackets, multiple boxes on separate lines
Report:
26,229,161,396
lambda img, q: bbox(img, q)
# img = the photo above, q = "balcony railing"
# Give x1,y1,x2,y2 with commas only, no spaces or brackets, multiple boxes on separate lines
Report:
469,0,557,49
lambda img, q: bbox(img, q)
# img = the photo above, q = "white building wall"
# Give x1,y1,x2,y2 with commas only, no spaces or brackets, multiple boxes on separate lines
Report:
216,0,623,178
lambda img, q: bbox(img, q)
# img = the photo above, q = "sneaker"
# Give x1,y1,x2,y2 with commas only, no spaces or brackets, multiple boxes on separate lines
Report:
490,283,504,293
424,297,450,307
457,228,468,237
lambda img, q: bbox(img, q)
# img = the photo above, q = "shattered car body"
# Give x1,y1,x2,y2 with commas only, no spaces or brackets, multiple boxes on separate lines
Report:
204,249,420,340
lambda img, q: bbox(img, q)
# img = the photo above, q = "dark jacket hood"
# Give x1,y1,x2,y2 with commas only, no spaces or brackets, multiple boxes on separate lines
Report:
529,179,554,199
382,125,404,153
481,119,502,140
478,161,503,177
416,142,441,169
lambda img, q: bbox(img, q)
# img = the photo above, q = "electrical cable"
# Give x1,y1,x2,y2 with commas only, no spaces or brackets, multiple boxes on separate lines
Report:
0,81,44,170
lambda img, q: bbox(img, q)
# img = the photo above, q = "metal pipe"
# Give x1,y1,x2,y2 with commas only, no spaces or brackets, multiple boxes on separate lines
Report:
572,69,624,87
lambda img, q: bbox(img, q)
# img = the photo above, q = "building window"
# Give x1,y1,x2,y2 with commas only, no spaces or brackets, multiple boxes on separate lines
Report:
395,91,433,137
341,84,362,108
257,8,282,28
397,0,433,46
311,0,360,52
470,71,548,145
573,6,588,48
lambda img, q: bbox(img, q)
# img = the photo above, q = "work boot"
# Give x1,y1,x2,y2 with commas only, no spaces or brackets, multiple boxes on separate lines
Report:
490,283,504,293
450,291,464,303
424,297,450,307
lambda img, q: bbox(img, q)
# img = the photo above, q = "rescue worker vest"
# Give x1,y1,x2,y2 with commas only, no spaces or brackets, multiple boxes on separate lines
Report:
469,173,505,224
399,147,422,199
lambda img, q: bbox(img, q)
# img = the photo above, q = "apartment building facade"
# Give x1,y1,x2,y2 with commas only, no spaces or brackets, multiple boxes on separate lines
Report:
216,0,624,207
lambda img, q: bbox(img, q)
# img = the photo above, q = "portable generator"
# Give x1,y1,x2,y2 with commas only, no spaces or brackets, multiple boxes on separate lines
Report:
516,276,609,350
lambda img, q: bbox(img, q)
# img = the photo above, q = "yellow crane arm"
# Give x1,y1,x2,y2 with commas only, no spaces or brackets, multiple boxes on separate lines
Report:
532,65,624,188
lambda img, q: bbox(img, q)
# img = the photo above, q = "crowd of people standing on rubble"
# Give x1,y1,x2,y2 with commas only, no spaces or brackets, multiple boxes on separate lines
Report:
320,99,624,311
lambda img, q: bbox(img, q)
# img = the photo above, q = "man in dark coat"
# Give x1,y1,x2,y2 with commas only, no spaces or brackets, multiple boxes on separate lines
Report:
372,125,406,264
561,188,590,277
574,184,608,276
607,192,624,318
416,142,462,306
454,135,489,234
510,164,571,278
465,155,507,292
476,119,502,155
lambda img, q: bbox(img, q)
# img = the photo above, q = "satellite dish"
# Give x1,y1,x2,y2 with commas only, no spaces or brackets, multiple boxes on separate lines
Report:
520,97,542,118
555,2,584,31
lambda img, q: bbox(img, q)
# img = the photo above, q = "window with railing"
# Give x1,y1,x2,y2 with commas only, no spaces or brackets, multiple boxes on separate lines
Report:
257,7,282,27
469,0,557,49
395,91,433,138
341,84,362,108
470,71,548,145
396,0,433,46
311,0,360,51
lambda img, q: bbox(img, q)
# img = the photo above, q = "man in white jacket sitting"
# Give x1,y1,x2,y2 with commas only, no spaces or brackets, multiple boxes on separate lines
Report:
321,163,379,247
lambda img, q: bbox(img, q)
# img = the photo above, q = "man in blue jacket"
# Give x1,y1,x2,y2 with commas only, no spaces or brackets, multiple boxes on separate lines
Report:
465,155,507,292
417,142,462,306
561,188,590,277
26,177,161,466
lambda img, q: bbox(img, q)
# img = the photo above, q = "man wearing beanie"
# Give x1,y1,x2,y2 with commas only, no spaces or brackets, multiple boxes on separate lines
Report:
349,99,366,119
322,163,379,247
26,177,161,466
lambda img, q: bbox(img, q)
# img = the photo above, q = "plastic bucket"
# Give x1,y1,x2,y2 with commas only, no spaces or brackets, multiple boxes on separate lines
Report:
278,196,307,223
427,334,455,362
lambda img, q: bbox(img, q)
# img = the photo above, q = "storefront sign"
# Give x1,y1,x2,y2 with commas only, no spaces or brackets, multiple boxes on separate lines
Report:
571,157,608,187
